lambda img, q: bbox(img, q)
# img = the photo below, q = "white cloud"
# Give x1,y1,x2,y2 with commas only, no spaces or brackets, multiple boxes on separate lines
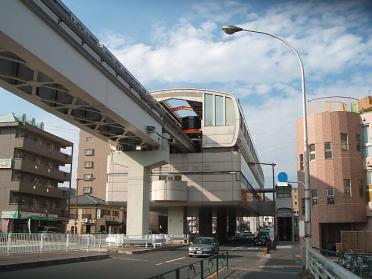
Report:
97,0,371,185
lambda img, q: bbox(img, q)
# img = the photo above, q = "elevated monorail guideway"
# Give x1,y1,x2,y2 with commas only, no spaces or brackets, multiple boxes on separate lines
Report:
0,0,195,153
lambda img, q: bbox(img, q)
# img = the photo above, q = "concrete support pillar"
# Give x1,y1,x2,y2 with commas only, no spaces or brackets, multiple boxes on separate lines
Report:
126,158,150,236
199,208,212,236
228,211,236,236
168,207,186,235
217,209,227,241
124,143,169,236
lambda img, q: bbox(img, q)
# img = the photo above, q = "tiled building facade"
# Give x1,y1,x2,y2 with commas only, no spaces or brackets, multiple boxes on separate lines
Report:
297,97,372,250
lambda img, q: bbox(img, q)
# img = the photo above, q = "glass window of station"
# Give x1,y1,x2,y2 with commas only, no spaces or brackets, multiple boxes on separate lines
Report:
204,94,236,127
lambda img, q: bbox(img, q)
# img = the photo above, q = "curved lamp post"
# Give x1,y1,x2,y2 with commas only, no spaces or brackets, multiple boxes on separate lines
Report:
223,25,311,269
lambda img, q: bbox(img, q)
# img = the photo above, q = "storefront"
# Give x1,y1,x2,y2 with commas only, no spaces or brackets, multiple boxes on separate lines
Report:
1,211,65,233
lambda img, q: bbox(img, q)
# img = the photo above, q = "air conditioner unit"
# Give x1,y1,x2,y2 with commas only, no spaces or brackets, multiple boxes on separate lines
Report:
90,219,96,224
82,218,89,223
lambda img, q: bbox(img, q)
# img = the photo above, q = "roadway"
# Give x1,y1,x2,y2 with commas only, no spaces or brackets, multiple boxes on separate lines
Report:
0,243,301,279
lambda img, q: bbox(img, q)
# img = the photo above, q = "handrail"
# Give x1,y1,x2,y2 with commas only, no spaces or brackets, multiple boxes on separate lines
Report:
308,246,361,279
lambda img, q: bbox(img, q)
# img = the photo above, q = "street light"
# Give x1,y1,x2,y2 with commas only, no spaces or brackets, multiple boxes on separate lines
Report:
223,25,311,269
247,161,276,248
73,177,95,234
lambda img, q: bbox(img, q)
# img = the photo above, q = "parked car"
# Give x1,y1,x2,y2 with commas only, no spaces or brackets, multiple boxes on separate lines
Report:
188,237,219,257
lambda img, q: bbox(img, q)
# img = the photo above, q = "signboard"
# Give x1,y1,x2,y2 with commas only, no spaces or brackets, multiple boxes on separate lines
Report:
277,181,289,187
1,211,58,219
1,211,21,219
277,172,288,182
0,159,12,169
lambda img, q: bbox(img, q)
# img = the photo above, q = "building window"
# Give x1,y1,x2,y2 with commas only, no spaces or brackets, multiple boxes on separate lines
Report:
204,94,213,126
344,179,351,196
312,189,318,205
299,154,304,170
9,192,20,205
363,146,372,158
324,142,332,159
83,186,92,194
340,133,348,150
301,198,305,214
327,188,335,205
225,97,235,125
356,134,361,152
359,179,364,197
309,144,316,161
84,174,94,181
85,149,94,156
367,171,372,186
362,125,369,145
84,161,94,168
215,95,224,126
86,137,94,143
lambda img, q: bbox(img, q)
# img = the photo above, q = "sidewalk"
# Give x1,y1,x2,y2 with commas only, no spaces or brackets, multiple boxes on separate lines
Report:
219,242,303,279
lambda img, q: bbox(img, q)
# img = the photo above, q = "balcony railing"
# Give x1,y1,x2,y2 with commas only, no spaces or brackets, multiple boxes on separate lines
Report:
14,137,72,164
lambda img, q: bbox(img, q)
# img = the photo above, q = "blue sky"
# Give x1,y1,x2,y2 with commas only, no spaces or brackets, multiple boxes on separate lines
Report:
1,0,371,186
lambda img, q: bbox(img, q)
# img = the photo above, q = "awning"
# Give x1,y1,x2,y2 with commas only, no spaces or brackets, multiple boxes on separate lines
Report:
28,216,59,221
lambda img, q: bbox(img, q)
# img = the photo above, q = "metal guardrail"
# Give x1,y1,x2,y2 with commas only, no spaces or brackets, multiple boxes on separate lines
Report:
149,250,229,279
308,246,361,279
0,233,189,255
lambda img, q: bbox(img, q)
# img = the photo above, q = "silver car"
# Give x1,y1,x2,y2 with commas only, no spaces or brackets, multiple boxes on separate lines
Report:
188,237,219,257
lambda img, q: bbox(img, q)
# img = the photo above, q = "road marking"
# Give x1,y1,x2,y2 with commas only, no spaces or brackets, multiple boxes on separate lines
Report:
230,247,241,250
111,257,148,262
155,256,186,266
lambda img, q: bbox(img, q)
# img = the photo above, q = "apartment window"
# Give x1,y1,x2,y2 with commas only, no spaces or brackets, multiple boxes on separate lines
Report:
204,94,213,126
356,134,361,152
327,188,335,205
84,161,94,168
299,154,304,171
225,97,235,125
113,211,119,217
324,142,332,159
344,179,351,196
301,198,305,214
363,146,372,158
84,174,94,181
86,137,94,143
83,186,92,194
362,125,369,145
9,192,20,205
367,171,372,185
359,179,364,197
85,149,94,156
340,133,348,150
215,95,224,126
309,144,316,161
312,189,318,205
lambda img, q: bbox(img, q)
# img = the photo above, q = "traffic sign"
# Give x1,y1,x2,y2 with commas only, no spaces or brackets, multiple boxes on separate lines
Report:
278,172,288,182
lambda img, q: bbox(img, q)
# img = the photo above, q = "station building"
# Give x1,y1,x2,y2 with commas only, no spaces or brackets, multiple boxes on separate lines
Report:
77,89,272,238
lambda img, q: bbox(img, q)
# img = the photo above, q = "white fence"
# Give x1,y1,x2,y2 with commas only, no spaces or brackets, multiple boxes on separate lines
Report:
0,233,189,255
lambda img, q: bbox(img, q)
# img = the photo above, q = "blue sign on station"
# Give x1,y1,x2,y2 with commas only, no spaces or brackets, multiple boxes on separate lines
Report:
278,172,288,182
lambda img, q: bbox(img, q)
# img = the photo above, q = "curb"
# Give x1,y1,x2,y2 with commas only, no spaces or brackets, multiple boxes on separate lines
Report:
0,254,110,272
